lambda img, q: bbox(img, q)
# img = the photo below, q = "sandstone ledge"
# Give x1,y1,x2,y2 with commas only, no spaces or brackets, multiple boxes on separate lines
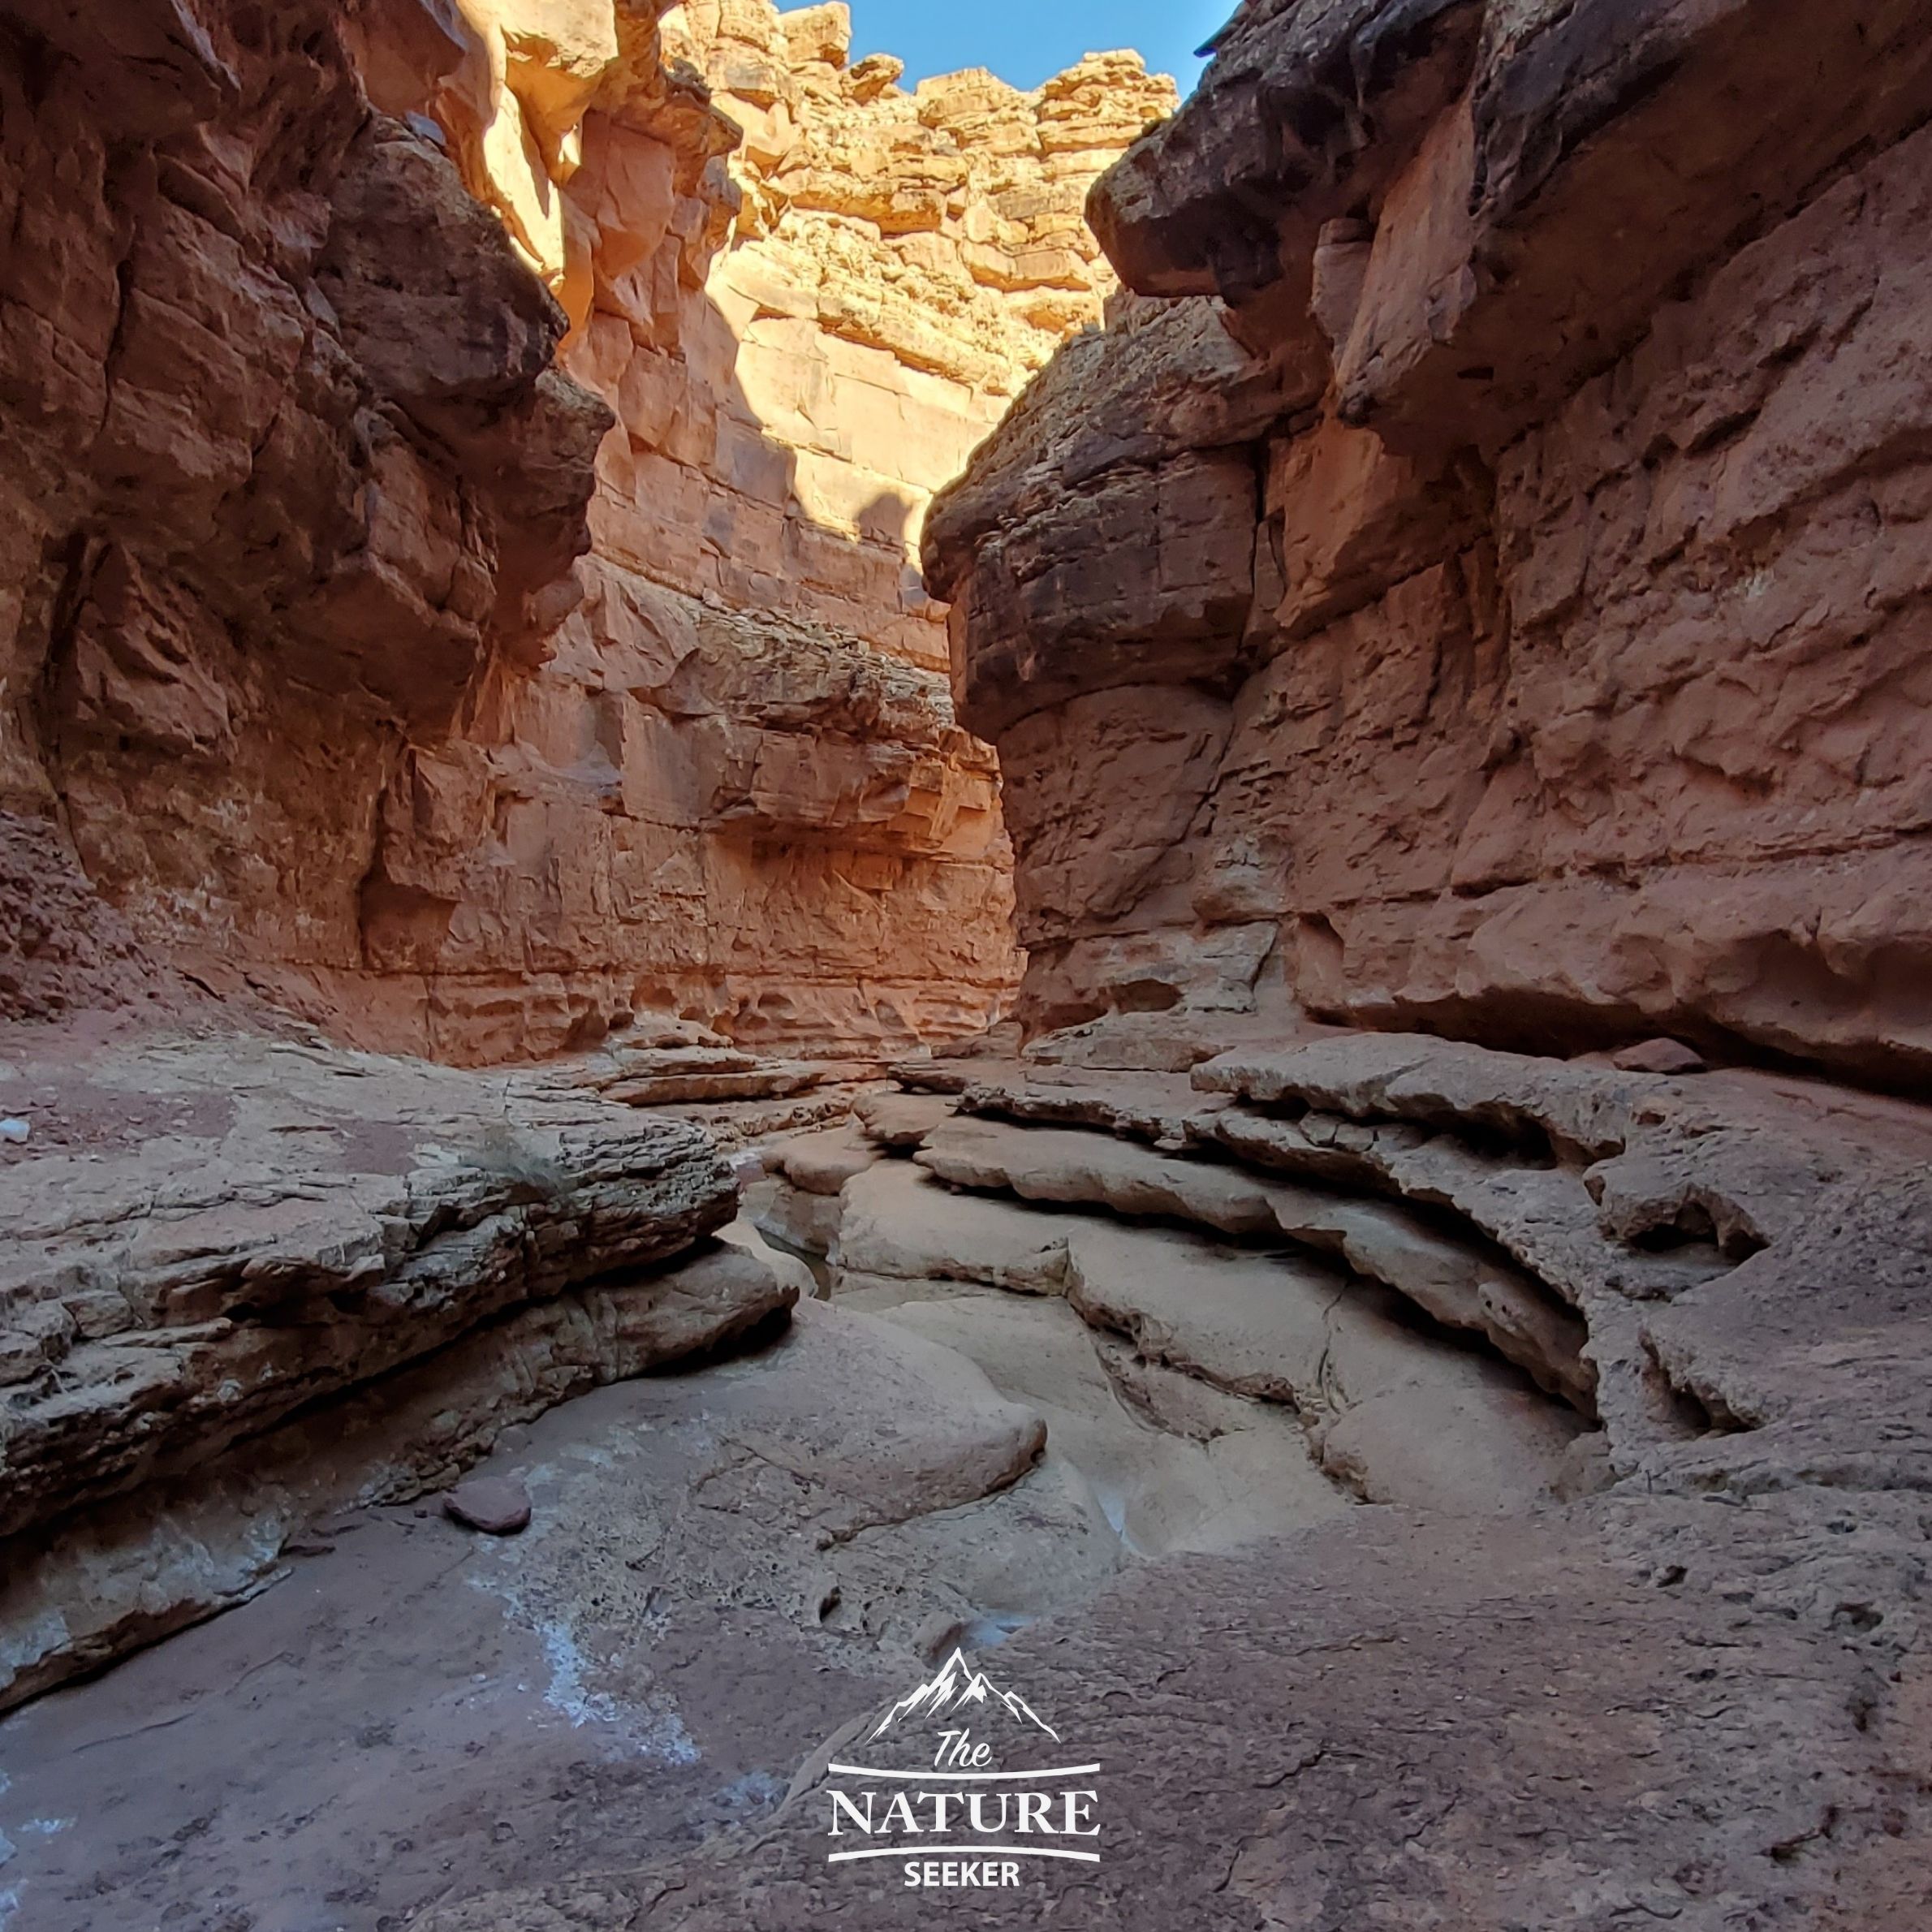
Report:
0,1024,794,1708
927,0,1932,1089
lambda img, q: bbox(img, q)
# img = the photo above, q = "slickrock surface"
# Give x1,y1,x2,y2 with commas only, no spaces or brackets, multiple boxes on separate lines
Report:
420,1500,1932,1931
0,1025,789,1710
927,0,1932,1087
867,1287,1350,1559
4,1016,1929,1928
920,1114,1596,1406
0,1299,1119,1932
821,1147,1584,1513
403,1029,1932,1930
0,0,1171,1068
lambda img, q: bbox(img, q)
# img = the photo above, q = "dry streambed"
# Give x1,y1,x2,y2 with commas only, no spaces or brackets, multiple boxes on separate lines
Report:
3,1029,1930,1930
753,1064,1620,1549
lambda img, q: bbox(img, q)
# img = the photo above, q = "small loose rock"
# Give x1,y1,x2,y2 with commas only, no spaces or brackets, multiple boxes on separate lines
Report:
442,1477,532,1536
1611,1039,1708,1076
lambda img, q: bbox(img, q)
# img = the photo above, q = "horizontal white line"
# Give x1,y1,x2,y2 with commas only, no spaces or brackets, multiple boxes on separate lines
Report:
826,1763,1102,1782
826,1847,1102,1865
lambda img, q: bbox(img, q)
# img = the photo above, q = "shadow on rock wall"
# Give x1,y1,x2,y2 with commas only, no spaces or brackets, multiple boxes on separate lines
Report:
347,281,1022,1064
0,0,1030,1063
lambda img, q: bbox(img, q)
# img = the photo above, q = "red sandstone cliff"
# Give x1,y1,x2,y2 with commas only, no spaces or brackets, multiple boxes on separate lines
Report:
7,13,1932,1924
0,0,1170,1065
364,4,1170,1063
0,0,611,1029
928,0,1932,1091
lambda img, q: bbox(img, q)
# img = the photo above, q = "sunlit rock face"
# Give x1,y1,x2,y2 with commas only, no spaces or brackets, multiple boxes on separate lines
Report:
929,0,1932,1089
0,0,1171,1062
360,0,1175,1061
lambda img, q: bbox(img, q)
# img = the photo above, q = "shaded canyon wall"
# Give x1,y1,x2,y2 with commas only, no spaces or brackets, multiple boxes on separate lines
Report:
0,0,1171,1061
928,0,1932,1089
364,1,1174,1059
0,0,610,1036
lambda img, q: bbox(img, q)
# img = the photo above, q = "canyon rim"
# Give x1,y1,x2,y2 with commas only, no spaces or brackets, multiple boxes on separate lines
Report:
2,2,1930,1929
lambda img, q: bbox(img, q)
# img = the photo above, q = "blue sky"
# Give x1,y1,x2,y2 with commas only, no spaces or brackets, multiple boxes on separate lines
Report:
843,0,1231,94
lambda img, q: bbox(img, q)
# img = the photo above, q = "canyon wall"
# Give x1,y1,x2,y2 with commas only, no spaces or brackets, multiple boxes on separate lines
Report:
0,0,610,1033
1,0,1170,1063
369,2,1172,1060
929,0,1932,1090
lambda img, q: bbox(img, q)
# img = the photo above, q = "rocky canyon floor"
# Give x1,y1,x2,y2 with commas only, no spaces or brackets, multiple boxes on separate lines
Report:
3,1019,1930,1930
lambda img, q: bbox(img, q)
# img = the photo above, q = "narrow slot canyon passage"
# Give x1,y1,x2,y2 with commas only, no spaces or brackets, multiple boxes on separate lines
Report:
4,2,1932,1930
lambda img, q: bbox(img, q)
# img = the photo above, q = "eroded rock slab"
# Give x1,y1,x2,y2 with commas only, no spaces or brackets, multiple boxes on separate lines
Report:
370,1013,1932,1929
10,1024,1930,1931
0,1299,1107,1931
0,1026,768,1707
921,1113,1595,1407
852,1089,957,1149
829,1161,1085,1296
1063,1219,1584,1513
746,1174,850,1258
767,1123,882,1195
0,1235,795,1712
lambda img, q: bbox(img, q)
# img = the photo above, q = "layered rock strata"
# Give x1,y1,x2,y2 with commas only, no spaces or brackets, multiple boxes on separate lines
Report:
10,4,1932,1928
363,3,1172,1061
927,0,1932,1089
0,1027,791,1711
1,0,1171,1065
428,1026,1932,1928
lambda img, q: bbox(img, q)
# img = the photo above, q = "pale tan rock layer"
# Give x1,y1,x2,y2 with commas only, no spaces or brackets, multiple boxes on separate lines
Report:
1,0,1171,1063
928,0,1932,1090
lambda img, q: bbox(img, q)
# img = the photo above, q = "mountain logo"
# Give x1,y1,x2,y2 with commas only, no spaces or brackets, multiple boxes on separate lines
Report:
821,1648,1103,1888
866,1648,1060,1743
